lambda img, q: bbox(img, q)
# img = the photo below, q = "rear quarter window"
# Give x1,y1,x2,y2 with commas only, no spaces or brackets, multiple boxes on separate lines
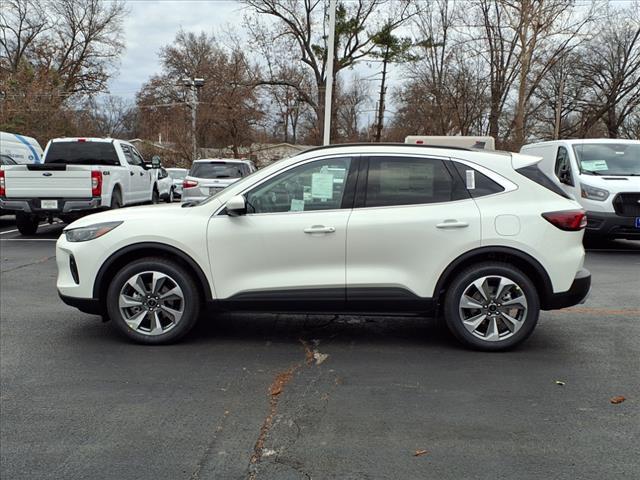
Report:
452,162,505,198
516,164,570,199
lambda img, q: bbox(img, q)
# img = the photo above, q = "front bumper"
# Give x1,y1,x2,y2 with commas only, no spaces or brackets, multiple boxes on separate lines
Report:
585,211,640,239
0,197,101,214
544,268,591,310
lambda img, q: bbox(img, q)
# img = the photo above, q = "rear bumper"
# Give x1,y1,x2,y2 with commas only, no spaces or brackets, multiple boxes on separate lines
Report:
585,211,640,239
0,197,101,214
543,269,591,310
58,291,104,315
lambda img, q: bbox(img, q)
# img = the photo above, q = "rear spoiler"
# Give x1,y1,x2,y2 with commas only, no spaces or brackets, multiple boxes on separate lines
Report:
511,152,542,170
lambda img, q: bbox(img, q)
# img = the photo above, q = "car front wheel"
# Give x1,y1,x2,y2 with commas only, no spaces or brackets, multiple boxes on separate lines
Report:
106,257,201,344
444,263,539,351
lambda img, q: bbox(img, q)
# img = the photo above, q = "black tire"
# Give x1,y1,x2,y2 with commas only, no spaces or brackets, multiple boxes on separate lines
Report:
106,257,201,344
151,188,159,204
16,213,39,235
110,189,122,209
164,188,174,203
443,262,540,351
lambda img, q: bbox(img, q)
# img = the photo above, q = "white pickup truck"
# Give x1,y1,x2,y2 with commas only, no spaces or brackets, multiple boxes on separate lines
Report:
0,137,164,235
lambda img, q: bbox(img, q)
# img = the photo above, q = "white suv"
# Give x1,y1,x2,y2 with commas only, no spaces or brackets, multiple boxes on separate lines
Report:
56,144,591,351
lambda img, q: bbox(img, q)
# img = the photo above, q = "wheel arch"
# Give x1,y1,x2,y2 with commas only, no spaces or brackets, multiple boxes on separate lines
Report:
434,246,554,310
93,242,213,307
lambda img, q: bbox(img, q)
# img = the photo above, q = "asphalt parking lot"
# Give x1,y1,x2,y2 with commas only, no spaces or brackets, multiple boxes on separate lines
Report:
1,215,639,480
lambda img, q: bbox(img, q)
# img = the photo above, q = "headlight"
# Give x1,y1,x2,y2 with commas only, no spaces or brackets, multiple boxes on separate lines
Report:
580,183,609,201
65,221,123,242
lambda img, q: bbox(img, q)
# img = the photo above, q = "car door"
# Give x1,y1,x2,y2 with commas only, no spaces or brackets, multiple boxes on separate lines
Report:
130,146,152,202
345,155,481,310
207,156,358,309
117,144,137,204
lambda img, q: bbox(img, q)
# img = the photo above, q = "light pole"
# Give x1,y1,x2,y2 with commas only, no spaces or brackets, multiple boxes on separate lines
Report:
182,77,204,161
323,0,337,146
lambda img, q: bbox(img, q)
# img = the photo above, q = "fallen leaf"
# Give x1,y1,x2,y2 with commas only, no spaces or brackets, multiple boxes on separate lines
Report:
555,380,565,386
314,351,329,365
610,396,626,404
414,449,429,457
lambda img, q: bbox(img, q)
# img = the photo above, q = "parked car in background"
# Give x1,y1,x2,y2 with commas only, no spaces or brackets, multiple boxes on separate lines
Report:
182,159,256,203
166,168,188,198
1,154,17,165
57,143,590,351
520,139,640,240
0,137,162,235
0,131,43,164
155,167,175,203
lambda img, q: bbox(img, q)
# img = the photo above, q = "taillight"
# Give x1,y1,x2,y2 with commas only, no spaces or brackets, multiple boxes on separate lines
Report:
542,210,587,231
183,179,198,188
91,170,102,197
0,170,5,196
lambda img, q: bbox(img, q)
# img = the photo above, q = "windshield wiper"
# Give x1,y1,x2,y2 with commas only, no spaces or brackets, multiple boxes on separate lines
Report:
582,170,603,175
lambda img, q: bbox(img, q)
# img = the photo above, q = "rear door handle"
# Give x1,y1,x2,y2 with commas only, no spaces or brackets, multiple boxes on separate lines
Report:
436,220,469,229
304,225,336,234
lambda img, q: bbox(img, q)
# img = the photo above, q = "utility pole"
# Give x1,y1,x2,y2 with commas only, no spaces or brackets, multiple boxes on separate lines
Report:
323,0,337,146
182,77,204,161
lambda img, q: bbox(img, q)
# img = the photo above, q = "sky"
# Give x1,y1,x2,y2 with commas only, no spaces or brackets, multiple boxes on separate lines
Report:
107,0,243,99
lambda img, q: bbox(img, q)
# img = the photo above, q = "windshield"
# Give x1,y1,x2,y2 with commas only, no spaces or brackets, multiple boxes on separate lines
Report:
190,162,243,179
44,141,120,166
1,154,16,165
167,169,186,180
573,143,640,176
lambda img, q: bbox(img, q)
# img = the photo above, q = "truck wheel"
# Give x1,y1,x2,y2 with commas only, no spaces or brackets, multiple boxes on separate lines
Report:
111,189,122,209
443,262,539,351
106,257,201,344
16,213,39,235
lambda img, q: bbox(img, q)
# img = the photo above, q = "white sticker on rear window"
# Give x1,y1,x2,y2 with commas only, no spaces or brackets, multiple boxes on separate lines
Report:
465,170,476,189
581,160,608,171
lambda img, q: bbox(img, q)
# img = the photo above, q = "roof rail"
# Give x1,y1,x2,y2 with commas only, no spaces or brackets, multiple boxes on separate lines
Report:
301,142,472,155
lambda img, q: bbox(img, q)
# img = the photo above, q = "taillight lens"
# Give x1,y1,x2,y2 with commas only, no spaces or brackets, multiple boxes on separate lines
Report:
91,170,102,197
0,170,5,196
542,210,587,231
183,179,198,188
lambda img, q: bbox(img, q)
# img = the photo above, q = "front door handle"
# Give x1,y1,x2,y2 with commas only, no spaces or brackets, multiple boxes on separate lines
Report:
304,225,336,234
436,220,469,229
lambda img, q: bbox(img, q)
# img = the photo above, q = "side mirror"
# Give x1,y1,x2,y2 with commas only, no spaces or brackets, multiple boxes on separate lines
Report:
226,195,246,217
151,155,161,168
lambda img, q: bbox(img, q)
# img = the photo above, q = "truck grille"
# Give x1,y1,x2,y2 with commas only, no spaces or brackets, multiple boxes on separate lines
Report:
612,193,640,217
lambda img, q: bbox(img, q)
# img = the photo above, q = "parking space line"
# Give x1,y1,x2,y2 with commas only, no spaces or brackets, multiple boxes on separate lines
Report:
1,238,58,242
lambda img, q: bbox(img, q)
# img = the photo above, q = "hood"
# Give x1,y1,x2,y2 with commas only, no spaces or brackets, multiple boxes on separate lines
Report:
64,203,186,230
579,175,640,193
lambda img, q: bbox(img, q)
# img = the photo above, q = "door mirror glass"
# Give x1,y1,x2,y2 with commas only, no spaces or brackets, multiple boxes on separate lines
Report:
151,155,161,168
226,195,246,216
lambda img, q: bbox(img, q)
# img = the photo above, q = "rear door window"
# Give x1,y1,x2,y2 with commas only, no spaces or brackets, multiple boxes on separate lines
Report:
363,156,466,207
44,142,120,166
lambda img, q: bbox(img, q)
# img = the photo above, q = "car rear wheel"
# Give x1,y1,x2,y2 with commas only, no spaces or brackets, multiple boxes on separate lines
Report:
16,213,39,235
444,263,539,351
106,257,200,344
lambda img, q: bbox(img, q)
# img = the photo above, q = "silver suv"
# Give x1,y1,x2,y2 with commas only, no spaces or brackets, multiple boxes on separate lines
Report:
182,159,256,203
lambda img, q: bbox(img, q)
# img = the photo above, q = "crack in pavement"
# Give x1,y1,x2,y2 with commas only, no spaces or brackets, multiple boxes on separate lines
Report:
1,255,55,274
247,339,314,480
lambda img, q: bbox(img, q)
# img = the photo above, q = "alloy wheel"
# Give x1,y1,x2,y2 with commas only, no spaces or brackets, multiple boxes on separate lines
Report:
118,271,185,336
458,275,528,342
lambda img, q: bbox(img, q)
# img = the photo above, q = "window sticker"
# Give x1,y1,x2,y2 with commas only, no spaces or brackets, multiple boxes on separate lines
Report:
581,160,608,171
311,172,334,200
466,170,476,189
290,198,305,211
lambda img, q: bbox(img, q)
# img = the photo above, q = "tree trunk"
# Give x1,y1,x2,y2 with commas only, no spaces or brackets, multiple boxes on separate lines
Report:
374,51,389,143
